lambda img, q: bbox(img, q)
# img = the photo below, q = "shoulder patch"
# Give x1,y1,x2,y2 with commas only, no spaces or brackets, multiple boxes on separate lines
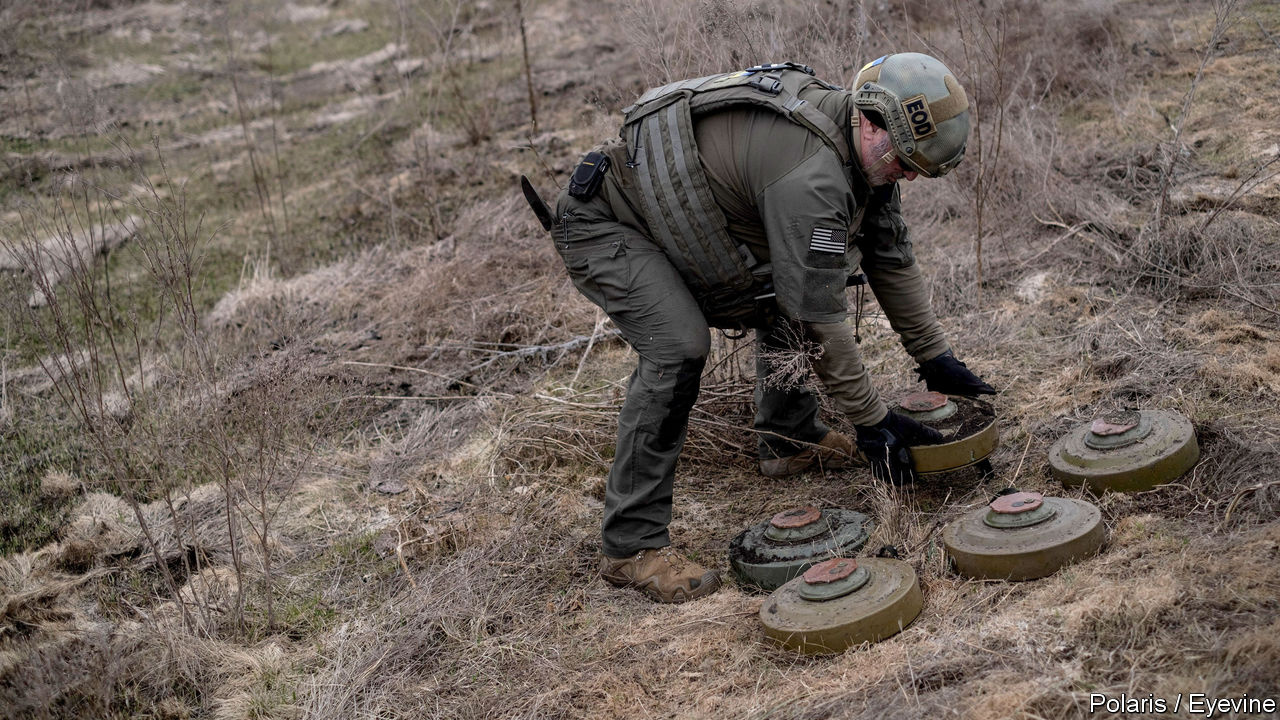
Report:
809,226,848,254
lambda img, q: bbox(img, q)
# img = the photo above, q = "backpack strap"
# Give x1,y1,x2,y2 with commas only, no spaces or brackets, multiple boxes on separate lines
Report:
629,94,755,295
618,64,852,310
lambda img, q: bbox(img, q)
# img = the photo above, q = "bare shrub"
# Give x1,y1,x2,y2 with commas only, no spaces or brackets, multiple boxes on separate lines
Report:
219,3,291,269
1,139,345,638
755,318,825,394
390,0,511,148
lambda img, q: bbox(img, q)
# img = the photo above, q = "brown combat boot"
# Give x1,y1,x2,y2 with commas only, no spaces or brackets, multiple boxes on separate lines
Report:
759,430,860,478
600,547,722,603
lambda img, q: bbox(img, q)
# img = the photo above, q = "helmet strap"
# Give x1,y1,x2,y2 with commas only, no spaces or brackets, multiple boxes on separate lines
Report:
853,110,899,179
872,149,897,172
859,120,900,181
850,109,864,162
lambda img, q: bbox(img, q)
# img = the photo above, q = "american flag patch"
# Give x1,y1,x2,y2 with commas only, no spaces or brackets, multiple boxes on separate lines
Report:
809,226,848,254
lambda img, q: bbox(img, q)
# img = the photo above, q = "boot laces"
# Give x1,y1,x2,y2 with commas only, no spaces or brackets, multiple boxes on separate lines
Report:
652,547,690,572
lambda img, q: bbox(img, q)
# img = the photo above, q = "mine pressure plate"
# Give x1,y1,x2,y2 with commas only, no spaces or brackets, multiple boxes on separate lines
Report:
897,393,999,475
729,507,874,591
1047,409,1199,493
760,556,922,655
943,491,1105,581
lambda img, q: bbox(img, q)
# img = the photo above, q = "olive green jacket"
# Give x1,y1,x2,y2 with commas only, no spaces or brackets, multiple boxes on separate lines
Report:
610,88,951,425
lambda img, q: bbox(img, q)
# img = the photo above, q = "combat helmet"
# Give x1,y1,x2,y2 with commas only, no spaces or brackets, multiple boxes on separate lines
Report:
852,53,970,177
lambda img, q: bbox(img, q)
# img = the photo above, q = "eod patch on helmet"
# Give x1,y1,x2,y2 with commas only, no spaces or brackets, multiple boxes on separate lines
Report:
853,53,969,177
900,95,936,140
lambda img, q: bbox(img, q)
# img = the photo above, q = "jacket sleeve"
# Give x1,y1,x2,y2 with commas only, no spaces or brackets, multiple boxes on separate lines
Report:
858,184,950,363
802,319,890,426
755,146,858,324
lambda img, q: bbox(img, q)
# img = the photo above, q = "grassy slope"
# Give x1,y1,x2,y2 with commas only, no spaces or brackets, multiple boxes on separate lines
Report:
1,0,1278,718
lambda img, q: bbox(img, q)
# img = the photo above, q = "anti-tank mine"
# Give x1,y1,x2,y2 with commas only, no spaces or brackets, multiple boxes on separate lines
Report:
897,391,999,477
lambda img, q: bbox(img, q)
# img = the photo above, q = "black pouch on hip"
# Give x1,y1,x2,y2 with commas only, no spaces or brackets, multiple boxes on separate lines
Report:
568,151,610,200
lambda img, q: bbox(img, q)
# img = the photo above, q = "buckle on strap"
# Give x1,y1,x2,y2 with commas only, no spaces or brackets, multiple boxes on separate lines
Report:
748,74,783,95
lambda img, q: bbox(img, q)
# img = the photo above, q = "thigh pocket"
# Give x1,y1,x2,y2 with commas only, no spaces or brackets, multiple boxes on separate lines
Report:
558,238,627,314
585,242,629,314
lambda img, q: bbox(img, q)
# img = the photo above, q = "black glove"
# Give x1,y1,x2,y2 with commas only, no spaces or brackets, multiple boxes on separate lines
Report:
855,411,944,485
915,350,996,396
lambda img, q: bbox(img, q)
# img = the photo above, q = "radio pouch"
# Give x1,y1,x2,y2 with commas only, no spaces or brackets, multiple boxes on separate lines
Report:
568,151,610,200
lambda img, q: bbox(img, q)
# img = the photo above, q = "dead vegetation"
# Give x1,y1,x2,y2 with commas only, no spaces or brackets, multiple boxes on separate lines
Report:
0,0,1278,718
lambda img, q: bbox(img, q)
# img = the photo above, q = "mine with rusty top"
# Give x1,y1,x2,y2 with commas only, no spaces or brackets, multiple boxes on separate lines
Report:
1048,409,1199,492
944,490,1105,580
760,556,922,654
894,393,998,475
729,506,874,590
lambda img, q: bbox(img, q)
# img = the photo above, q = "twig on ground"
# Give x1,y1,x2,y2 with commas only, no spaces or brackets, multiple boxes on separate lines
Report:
1023,215,1089,268
531,392,616,410
340,360,489,392
1198,153,1280,233
1221,287,1280,321
1009,432,1034,487
904,647,920,708
466,332,621,373
667,610,756,630
570,309,608,388
1223,481,1280,523
396,527,419,591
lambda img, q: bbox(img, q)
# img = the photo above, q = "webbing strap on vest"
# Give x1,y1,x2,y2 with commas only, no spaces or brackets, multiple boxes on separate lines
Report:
621,66,851,302
630,96,751,295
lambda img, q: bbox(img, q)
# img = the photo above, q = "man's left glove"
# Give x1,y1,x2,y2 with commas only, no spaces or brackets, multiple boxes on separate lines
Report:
855,411,944,485
915,350,996,396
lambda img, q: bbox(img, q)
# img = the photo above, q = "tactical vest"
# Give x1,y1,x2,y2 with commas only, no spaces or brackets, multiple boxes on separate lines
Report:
619,63,853,319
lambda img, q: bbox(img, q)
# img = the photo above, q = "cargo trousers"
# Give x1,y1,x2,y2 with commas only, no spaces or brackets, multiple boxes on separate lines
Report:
554,189,830,558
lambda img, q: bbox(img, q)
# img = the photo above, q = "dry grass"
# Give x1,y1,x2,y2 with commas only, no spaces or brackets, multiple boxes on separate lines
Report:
1,0,1278,718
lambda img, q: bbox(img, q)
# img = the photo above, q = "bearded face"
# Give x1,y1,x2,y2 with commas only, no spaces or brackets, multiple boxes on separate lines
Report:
860,131,901,185
860,129,917,187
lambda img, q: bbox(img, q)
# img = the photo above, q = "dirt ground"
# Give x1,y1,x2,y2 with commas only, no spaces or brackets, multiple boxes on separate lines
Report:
1,0,1278,718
